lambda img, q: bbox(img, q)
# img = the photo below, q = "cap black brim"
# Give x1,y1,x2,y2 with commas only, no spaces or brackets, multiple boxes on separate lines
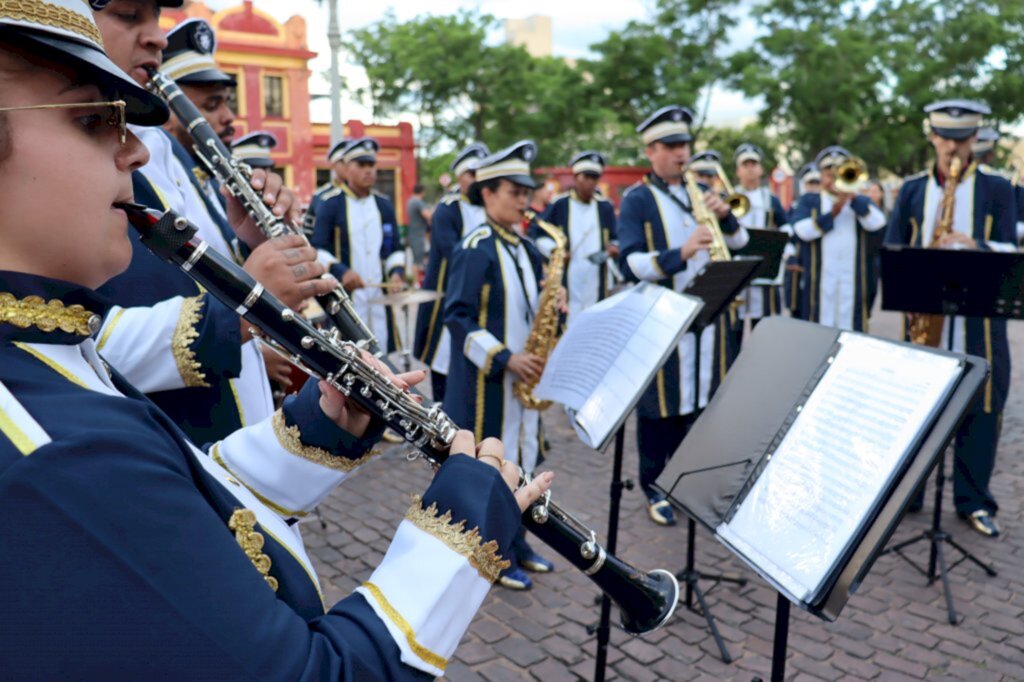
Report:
9,29,169,126
346,154,378,164
177,69,238,87
932,127,977,141
651,133,693,145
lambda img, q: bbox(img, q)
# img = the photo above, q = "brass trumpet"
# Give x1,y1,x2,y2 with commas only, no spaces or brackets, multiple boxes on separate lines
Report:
834,157,869,194
711,161,750,218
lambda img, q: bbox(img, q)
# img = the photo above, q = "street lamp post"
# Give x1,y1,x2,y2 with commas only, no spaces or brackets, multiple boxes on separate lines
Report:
326,0,343,144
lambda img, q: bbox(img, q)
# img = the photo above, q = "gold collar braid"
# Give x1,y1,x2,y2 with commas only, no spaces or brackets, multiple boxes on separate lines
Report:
0,0,104,46
0,292,100,336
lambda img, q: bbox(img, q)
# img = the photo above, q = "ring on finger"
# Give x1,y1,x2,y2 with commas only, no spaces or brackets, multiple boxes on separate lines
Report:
477,454,505,468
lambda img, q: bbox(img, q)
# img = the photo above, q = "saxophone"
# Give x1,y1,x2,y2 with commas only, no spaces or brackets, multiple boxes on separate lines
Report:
512,210,567,410
683,168,731,261
909,154,963,346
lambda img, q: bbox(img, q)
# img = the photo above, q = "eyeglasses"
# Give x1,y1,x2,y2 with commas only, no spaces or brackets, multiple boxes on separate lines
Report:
0,100,127,145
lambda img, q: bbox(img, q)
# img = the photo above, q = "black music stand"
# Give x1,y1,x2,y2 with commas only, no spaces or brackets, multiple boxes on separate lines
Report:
672,259,761,663
880,245,1024,320
878,246,1018,623
656,317,986,681
732,229,789,286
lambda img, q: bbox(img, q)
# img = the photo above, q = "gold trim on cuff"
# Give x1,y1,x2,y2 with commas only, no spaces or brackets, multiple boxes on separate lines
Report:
272,410,380,472
172,295,210,388
362,581,448,671
404,494,510,583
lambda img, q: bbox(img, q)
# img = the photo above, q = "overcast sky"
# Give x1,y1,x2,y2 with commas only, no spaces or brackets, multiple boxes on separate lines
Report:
205,0,762,129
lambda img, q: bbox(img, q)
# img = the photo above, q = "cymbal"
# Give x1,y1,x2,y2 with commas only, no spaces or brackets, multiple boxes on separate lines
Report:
368,289,443,307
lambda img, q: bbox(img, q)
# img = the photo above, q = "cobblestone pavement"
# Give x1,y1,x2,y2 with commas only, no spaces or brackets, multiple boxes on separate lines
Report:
304,308,1024,681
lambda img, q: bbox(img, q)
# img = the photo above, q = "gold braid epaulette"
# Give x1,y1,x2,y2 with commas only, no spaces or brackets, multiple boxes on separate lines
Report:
228,509,278,592
172,295,210,388
404,495,510,583
0,292,98,336
0,0,103,45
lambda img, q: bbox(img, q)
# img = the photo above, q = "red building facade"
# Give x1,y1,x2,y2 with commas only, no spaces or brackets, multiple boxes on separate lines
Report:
161,1,418,222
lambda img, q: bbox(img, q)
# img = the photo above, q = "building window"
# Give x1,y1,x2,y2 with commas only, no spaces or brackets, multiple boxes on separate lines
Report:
263,75,284,117
375,169,396,206
316,169,332,187
224,72,239,113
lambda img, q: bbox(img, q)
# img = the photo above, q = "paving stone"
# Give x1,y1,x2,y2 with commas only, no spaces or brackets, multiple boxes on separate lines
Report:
493,637,546,667
302,307,1024,680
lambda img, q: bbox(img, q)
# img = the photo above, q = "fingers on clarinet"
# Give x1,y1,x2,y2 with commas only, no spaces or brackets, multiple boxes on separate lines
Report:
274,234,307,250
476,437,504,460
516,471,555,511
451,429,476,457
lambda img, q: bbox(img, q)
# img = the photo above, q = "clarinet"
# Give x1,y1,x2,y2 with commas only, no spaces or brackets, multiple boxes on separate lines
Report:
121,202,680,635
145,67,381,356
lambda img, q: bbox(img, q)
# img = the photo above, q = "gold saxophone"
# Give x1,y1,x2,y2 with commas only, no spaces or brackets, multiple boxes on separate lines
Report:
684,168,732,261
909,154,963,346
512,210,567,410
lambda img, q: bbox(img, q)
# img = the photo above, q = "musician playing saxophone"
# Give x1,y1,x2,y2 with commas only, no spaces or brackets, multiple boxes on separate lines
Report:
886,100,1017,538
618,105,749,527
444,141,565,590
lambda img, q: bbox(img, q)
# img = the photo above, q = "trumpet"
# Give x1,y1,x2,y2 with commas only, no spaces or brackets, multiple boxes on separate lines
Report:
710,161,750,218
121,202,681,636
834,157,870,194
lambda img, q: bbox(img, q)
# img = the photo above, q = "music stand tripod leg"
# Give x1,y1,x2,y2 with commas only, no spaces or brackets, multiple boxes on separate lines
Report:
669,324,739,664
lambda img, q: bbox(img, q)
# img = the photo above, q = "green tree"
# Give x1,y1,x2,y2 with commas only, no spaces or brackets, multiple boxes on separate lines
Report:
730,0,1024,176
347,11,597,168
699,123,782,174
585,0,740,130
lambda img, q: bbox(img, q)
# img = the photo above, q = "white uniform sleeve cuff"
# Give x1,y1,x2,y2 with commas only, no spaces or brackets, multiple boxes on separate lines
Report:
316,248,340,267
354,496,508,676
212,410,381,518
464,329,507,374
626,251,668,281
97,297,200,393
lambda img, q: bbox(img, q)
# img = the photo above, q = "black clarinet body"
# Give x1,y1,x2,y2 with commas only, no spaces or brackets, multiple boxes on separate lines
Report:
144,68,382,356
122,203,679,635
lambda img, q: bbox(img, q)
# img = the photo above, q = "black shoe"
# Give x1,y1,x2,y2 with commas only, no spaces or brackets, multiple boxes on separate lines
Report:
960,510,1001,538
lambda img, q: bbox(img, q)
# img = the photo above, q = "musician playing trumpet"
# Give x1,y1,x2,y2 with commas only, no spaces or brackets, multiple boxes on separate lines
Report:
618,106,749,527
789,145,886,331
886,100,1017,537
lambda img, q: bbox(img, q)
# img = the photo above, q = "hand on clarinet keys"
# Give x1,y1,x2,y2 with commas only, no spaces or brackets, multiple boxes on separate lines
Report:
450,430,556,512
317,358,428,437
243,235,336,311
223,168,301,246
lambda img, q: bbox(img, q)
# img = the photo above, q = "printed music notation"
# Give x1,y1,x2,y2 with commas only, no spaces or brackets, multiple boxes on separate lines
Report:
717,333,963,603
534,283,702,451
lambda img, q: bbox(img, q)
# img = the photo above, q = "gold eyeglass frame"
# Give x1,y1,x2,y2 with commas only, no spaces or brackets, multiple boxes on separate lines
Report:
0,100,127,145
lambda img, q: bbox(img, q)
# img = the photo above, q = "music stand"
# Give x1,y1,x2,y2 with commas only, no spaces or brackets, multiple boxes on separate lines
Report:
674,258,762,663
531,283,703,682
731,228,790,286
879,245,1019,623
656,317,986,680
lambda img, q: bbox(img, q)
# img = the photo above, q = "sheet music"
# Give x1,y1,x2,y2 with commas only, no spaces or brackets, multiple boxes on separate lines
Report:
717,333,962,603
534,284,702,450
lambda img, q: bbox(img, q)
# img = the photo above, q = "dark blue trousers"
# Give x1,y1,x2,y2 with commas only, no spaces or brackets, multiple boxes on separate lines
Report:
952,410,1002,515
637,413,697,498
